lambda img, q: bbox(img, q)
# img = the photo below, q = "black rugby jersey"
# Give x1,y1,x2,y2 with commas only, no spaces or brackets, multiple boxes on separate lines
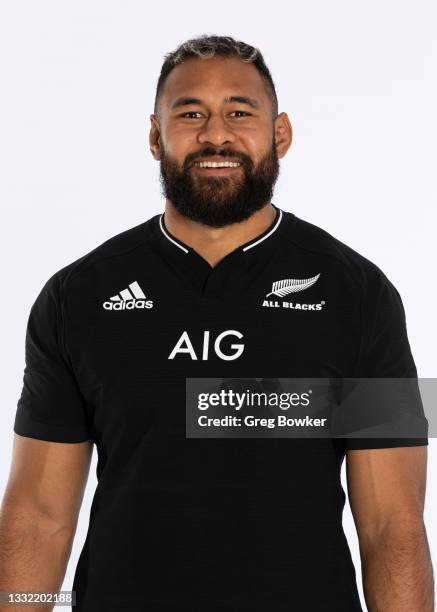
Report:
14,204,428,611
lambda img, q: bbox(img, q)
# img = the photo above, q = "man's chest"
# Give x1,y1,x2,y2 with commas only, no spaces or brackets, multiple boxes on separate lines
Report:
66,271,361,405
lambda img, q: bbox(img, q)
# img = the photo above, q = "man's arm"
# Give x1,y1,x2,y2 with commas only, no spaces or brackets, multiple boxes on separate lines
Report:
346,445,434,612
0,433,92,607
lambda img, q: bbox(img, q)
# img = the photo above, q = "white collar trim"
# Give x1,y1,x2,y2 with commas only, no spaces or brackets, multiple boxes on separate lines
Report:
159,207,283,254
242,208,283,251
159,214,189,253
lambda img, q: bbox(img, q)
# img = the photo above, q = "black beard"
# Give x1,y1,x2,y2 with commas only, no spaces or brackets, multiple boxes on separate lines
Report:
158,141,280,228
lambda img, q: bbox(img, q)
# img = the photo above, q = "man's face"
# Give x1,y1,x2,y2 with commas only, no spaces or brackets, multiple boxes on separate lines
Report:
151,56,285,227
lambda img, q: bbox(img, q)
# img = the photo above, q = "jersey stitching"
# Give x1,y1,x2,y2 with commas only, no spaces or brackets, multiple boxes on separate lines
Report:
59,223,153,293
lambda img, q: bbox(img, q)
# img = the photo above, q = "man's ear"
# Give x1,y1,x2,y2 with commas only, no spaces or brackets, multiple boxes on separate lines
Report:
149,114,161,160
274,112,293,159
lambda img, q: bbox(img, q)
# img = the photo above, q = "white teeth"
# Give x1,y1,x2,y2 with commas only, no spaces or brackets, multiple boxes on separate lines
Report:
194,161,241,168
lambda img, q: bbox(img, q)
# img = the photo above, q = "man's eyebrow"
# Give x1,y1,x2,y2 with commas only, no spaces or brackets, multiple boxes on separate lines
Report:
171,95,260,110
171,97,203,109
224,95,259,109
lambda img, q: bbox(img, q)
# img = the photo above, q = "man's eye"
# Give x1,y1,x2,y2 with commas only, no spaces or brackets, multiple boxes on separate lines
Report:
230,110,251,117
181,111,202,118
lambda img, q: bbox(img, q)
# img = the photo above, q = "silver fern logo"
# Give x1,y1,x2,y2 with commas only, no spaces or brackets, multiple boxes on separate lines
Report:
266,274,320,297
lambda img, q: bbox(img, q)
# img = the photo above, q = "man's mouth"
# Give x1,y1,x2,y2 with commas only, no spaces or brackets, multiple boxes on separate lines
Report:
193,160,241,168
191,158,243,175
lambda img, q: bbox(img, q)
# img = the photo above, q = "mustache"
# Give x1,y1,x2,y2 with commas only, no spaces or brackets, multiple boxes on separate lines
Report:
185,147,252,168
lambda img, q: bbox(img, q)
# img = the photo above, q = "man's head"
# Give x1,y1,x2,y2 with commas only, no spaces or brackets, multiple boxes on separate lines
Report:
149,35,292,227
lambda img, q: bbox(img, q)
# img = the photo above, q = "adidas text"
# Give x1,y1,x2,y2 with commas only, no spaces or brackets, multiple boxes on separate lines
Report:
103,299,153,310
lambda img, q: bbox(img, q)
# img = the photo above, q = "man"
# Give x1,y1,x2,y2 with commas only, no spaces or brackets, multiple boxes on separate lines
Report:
0,34,433,611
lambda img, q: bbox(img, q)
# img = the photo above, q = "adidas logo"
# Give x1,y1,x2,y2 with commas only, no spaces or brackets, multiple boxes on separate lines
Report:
103,281,154,311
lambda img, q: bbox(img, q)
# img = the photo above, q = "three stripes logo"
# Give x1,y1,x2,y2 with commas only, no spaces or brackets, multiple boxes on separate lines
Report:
102,281,154,311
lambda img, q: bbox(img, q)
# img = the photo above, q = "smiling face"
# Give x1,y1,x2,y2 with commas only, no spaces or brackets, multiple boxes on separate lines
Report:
149,55,292,227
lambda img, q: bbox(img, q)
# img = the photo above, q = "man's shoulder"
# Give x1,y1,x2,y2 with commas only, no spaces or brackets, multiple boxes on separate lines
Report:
37,215,159,300
286,212,395,295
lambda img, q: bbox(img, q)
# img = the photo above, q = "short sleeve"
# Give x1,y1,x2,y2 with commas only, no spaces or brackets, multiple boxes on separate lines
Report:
345,275,428,451
14,273,92,443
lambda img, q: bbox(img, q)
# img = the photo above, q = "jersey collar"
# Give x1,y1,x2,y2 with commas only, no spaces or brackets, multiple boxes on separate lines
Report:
150,203,292,298
158,204,284,256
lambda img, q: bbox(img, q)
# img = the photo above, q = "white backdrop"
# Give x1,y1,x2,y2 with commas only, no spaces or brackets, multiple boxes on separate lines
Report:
1,1,436,608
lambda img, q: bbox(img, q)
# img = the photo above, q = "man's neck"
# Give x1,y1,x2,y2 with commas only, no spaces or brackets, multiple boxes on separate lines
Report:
163,202,277,267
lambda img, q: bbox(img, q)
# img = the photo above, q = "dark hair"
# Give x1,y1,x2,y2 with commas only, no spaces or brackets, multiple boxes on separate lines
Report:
154,34,278,118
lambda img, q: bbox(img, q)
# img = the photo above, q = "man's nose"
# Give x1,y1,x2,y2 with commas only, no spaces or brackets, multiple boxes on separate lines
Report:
197,114,236,147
